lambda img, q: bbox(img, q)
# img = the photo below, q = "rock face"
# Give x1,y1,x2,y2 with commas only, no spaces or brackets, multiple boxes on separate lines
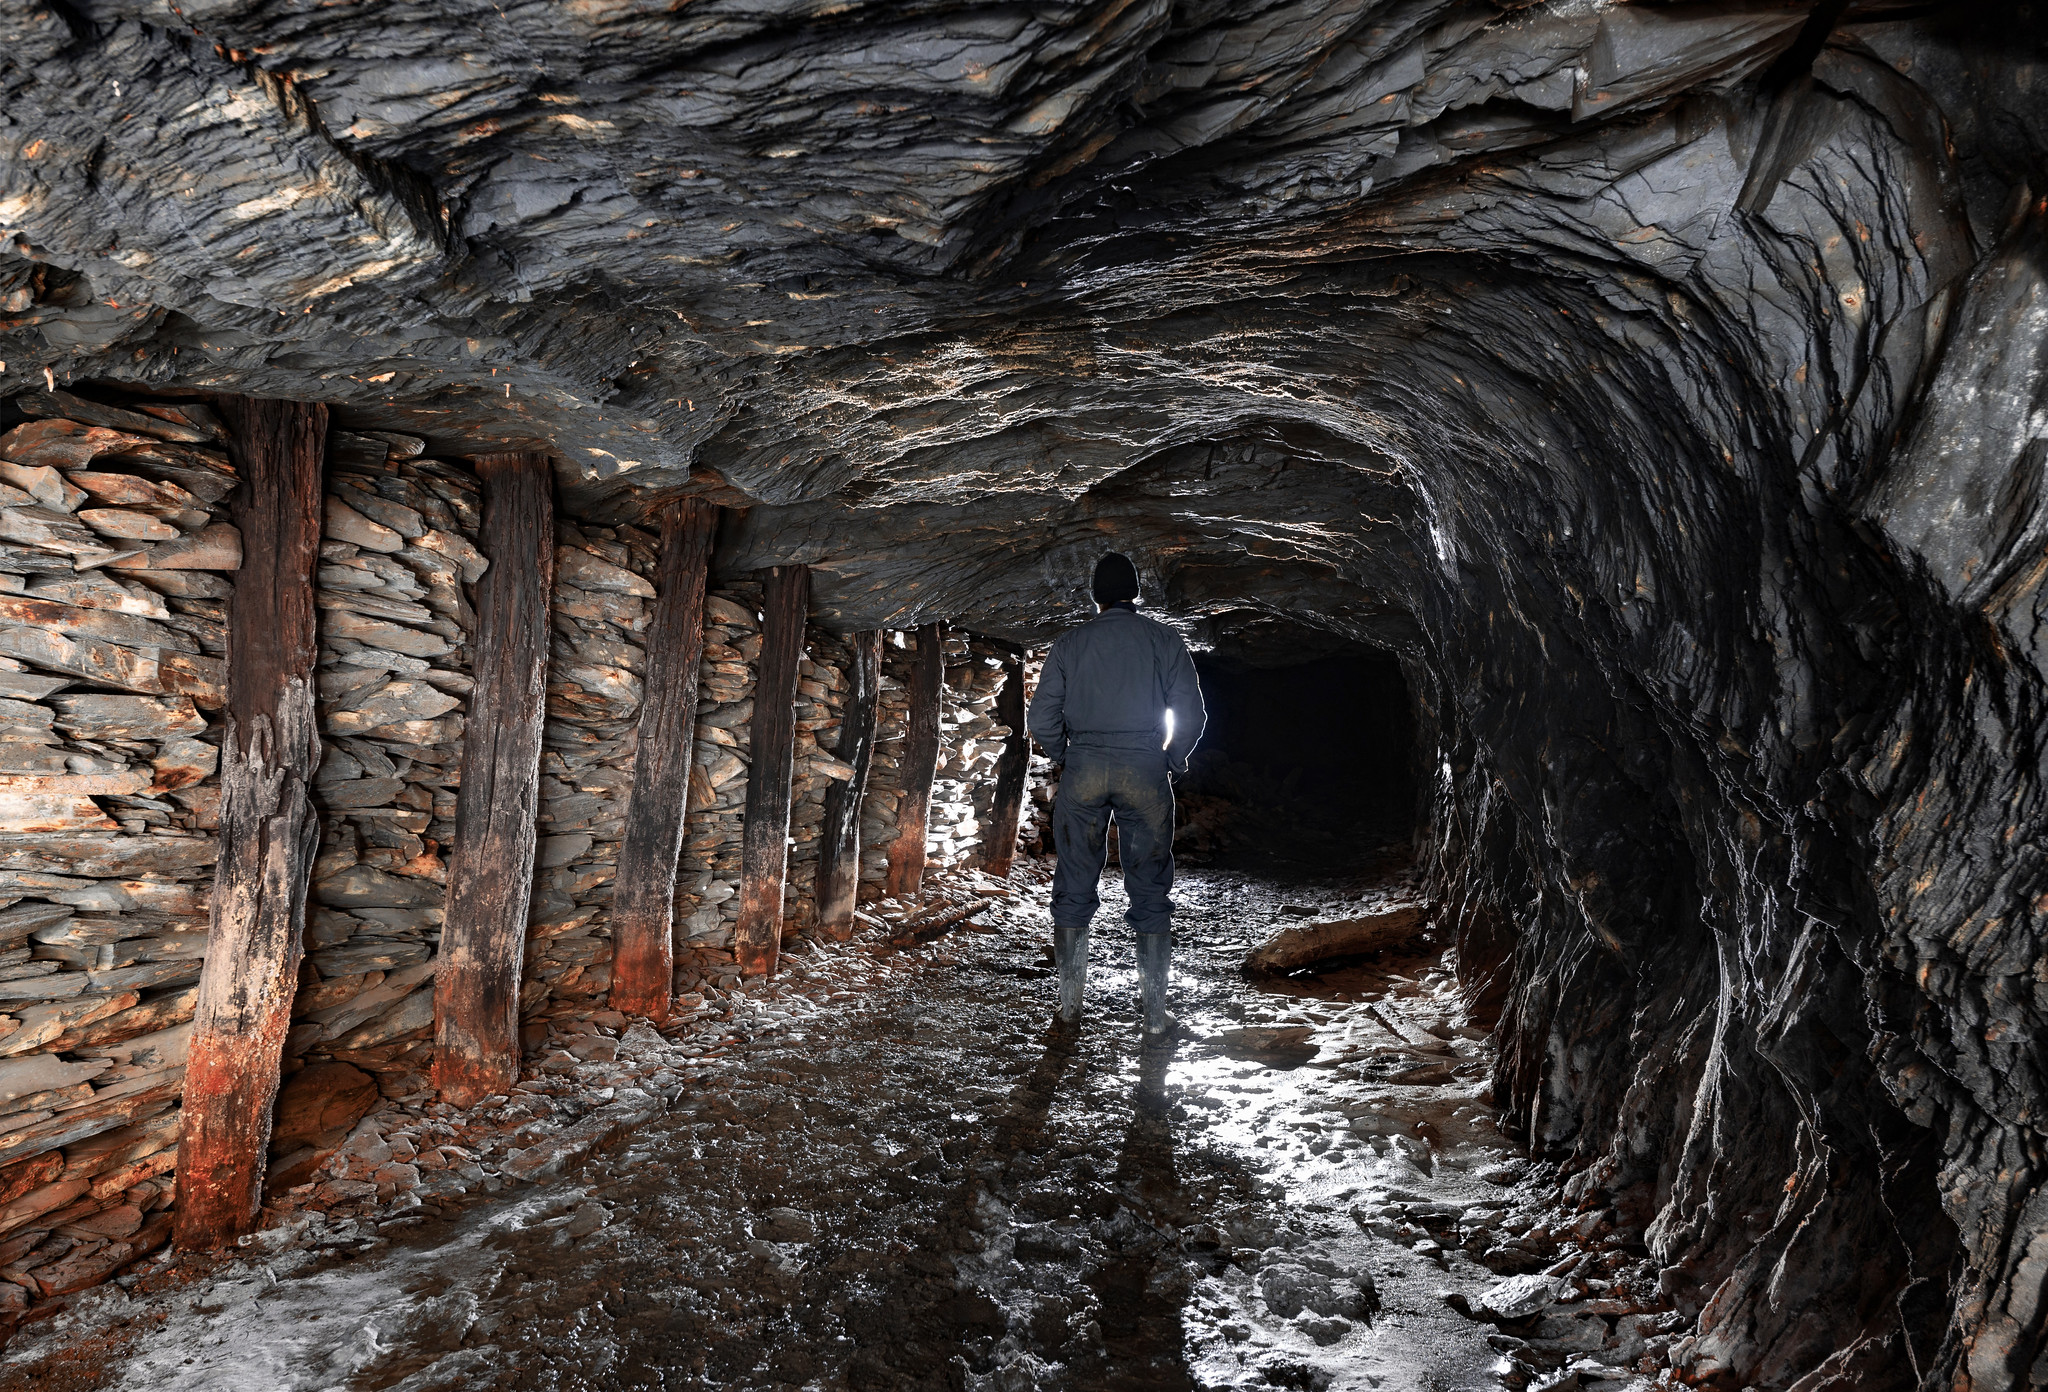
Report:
3,4,2048,1389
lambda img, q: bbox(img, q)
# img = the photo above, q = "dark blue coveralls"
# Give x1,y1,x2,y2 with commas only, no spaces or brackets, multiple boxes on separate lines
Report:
1026,604,1206,935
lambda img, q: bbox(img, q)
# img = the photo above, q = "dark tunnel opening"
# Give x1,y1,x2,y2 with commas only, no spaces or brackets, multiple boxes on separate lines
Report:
1175,648,1418,869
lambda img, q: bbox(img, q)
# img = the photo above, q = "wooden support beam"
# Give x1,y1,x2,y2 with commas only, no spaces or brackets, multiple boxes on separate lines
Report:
884,622,945,903
981,647,1030,877
610,499,718,1020
434,452,554,1108
815,629,882,939
173,397,325,1250
735,565,809,977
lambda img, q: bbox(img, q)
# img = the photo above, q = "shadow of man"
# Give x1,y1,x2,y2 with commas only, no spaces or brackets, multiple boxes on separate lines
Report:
837,1019,1094,1390
1083,1041,1198,1392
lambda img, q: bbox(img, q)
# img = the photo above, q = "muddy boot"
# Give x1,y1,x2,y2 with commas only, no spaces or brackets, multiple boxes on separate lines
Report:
1055,926,1089,1024
1138,932,1173,1040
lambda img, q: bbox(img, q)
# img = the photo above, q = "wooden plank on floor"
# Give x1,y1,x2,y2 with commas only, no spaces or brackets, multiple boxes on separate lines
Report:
173,396,325,1250
815,629,882,939
734,565,808,977
434,451,554,1108
610,498,718,1019
884,622,945,902
981,646,1030,877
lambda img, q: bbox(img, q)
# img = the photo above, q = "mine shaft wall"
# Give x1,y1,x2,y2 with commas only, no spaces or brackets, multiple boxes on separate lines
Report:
0,403,1020,1311
1398,61,2048,1392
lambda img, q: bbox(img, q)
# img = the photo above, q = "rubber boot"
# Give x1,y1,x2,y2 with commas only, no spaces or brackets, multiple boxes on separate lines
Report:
1138,932,1172,1039
1055,926,1089,1024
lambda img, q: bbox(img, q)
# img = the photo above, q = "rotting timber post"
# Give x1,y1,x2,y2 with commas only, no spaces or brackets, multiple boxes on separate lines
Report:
610,498,718,1019
982,646,1030,877
434,452,554,1108
735,565,809,976
815,629,882,938
173,397,325,1250
885,622,945,902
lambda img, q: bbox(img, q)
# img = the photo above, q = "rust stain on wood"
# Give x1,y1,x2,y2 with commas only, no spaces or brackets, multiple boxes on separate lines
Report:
815,628,882,939
734,564,809,977
173,395,324,1251
980,647,1030,877
884,622,945,903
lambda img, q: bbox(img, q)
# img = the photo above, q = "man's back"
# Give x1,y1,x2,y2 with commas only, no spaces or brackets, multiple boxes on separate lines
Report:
1028,605,1205,772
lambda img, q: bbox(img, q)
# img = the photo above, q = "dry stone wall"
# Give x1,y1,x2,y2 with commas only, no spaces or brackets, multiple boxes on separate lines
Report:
0,390,1033,1323
0,391,238,1309
296,436,485,1113
672,583,760,953
859,633,1010,893
525,519,660,1016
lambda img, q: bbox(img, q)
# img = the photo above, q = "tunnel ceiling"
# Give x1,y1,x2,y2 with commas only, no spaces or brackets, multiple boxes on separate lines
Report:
0,0,2022,642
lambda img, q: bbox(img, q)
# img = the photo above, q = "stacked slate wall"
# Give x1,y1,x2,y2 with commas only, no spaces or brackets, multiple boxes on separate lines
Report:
296,433,485,1106
952,639,1014,866
0,390,1035,1317
525,519,660,1015
672,584,761,950
672,605,864,948
859,632,1010,893
0,391,238,1307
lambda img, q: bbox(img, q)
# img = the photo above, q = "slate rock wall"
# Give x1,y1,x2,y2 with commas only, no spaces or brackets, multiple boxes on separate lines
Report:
0,392,238,1308
300,436,482,1105
0,394,1029,1322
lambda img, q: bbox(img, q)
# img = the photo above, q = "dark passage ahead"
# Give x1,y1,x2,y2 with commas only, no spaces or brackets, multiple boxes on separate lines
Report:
1175,650,1416,865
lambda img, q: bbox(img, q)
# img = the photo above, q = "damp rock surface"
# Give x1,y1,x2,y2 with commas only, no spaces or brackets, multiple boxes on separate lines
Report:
0,864,1671,1392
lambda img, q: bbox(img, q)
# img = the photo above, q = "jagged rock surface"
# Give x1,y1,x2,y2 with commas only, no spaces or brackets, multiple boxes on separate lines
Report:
3,5,2048,1389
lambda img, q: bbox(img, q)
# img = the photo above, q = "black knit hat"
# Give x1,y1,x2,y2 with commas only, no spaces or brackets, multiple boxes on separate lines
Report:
1091,552,1140,605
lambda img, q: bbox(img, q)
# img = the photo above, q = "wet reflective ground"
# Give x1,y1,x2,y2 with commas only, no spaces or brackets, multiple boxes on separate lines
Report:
6,864,1576,1392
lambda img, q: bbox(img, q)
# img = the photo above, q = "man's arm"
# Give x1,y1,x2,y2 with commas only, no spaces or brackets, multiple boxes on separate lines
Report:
1161,633,1206,775
1025,640,1069,763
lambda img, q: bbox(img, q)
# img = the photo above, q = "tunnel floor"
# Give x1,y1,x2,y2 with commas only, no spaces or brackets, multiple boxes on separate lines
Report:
3,863,1670,1392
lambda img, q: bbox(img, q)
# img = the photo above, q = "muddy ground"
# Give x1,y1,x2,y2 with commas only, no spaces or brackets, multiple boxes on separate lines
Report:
2,862,1681,1391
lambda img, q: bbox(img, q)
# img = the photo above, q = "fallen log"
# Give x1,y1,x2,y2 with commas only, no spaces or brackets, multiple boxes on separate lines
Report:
887,894,1004,944
1241,903,1430,977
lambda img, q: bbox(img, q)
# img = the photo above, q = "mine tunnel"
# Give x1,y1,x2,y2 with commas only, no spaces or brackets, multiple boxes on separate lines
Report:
0,3,2046,1391
1177,637,1419,866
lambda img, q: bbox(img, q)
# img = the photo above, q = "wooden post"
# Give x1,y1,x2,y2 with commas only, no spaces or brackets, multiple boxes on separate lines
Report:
815,629,882,938
610,500,718,1019
885,622,945,902
735,566,809,977
173,397,324,1249
982,647,1030,877
434,452,554,1108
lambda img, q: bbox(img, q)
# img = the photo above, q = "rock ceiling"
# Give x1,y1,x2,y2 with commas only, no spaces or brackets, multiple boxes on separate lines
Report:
2,0,2001,639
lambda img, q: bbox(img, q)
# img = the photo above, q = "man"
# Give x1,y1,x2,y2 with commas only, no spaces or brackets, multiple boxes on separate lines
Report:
1026,551,1206,1038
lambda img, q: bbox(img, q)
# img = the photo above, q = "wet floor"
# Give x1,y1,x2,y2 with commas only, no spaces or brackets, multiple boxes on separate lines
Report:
3,863,1631,1392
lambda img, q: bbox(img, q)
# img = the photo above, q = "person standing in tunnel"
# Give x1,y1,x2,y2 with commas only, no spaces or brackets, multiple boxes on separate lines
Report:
1027,552,1206,1039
